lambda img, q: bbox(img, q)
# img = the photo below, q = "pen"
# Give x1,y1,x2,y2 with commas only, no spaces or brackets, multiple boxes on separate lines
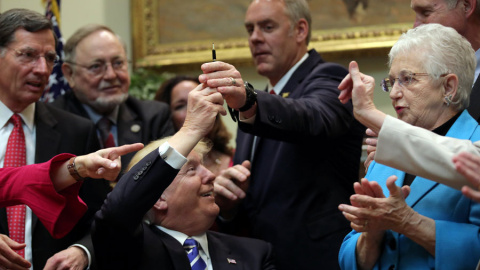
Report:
212,43,216,62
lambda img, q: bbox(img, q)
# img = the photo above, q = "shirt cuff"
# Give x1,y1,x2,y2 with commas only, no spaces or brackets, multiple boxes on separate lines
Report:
239,113,256,123
70,244,91,270
158,141,188,169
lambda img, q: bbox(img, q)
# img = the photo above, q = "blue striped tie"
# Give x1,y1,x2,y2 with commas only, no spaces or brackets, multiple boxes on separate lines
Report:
183,238,207,270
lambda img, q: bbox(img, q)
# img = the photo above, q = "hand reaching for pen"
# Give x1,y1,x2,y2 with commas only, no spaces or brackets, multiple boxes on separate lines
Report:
199,61,247,110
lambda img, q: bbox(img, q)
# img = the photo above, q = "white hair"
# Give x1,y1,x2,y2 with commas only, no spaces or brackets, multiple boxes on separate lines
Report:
388,23,476,111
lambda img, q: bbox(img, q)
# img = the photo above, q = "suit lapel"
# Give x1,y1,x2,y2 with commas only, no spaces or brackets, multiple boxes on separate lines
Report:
280,50,321,97
152,226,192,270
407,111,478,207
116,103,141,146
467,73,480,121
207,232,243,270
32,102,61,232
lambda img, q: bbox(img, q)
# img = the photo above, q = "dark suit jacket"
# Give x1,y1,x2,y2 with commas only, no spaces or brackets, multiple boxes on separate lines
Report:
52,91,175,171
93,149,276,270
223,50,365,270
0,102,106,269
467,73,480,121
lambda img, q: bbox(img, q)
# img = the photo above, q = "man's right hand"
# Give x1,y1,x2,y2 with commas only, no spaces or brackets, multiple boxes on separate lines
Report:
169,83,226,157
214,160,251,220
0,234,30,270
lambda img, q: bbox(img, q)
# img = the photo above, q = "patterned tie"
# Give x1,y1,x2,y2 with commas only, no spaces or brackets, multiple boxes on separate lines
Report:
96,117,116,148
183,238,207,270
5,114,26,257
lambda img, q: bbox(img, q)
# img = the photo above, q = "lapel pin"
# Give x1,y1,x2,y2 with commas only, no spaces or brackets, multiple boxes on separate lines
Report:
227,258,237,264
131,124,141,133
282,92,290,98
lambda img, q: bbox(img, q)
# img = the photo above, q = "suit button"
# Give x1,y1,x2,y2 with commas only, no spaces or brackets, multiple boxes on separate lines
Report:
388,239,396,250
275,118,282,124
388,265,395,270
133,175,139,180
137,171,143,176
146,161,152,166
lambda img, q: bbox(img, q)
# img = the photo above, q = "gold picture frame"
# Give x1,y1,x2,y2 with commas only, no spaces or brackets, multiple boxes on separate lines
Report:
131,0,414,70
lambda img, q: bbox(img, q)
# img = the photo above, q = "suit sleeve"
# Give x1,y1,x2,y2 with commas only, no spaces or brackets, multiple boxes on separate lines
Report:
92,149,179,269
376,115,480,190
0,153,86,239
239,64,356,143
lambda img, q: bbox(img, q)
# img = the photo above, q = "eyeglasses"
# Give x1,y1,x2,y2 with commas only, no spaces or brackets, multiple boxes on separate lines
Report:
65,59,128,77
381,71,448,92
6,47,59,67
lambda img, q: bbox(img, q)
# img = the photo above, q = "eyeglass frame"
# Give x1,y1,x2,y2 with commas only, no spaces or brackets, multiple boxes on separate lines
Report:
64,58,129,77
381,72,449,92
3,47,59,68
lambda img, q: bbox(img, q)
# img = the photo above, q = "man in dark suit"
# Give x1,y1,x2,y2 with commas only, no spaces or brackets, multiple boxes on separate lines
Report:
93,84,275,270
199,0,365,269
0,9,113,270
52,24,174,171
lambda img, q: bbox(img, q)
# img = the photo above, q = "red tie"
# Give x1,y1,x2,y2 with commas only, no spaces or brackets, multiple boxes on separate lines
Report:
5,114,26,257
97,117,116,148
269,89,276,95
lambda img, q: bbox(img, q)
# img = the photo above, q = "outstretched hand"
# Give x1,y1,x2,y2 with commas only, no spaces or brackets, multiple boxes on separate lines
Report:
76,143,145,181
199,61,247,110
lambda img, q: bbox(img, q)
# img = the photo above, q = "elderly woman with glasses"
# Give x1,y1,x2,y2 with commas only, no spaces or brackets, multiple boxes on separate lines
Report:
337,23,480,270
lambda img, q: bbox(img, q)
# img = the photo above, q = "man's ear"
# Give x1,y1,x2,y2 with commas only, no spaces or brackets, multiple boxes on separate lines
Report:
295,18,309,44
61,63,75,88
461,0,476,18
153,196,168,211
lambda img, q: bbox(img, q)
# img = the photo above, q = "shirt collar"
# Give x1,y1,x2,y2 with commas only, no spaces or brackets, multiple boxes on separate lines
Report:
157,226,210,260
268,52,309,94
82,103,119,125
0,101,35,132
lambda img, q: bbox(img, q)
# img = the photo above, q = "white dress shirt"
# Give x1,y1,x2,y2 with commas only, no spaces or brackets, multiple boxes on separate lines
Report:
0,101,36,269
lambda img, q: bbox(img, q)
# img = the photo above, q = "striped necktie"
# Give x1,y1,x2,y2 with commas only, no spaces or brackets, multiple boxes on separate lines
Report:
183,238,207,270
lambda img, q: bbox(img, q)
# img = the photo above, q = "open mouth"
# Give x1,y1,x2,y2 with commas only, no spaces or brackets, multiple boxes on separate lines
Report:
201,192,213,197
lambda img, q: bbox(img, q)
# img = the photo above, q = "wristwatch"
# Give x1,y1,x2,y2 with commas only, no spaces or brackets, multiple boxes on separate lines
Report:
238,81,257,112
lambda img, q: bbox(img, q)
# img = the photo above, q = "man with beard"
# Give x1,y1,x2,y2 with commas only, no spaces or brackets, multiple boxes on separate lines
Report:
53,24,174,172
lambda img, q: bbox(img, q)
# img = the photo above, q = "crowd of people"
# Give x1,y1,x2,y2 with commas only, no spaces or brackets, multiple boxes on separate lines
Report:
0,0,479,269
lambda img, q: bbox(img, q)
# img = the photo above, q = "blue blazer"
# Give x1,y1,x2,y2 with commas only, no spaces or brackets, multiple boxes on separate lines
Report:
339,110,480,270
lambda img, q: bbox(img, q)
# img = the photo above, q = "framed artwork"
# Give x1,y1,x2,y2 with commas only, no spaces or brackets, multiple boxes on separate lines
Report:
131,0,414,70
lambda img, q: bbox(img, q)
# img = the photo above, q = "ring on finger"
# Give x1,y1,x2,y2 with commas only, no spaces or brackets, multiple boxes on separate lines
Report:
230,77,237,86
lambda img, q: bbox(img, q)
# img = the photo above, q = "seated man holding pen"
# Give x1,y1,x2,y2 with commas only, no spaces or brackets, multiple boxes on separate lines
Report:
92,83,275,270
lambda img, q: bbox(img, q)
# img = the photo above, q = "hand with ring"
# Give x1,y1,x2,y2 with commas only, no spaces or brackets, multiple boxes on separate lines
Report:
230,77,237,86
199,61,248,110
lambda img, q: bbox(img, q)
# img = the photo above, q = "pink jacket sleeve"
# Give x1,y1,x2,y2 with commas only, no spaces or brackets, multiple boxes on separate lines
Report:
0,153,87,239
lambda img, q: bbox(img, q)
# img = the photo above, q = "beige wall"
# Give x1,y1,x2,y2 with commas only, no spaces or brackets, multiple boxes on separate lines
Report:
0,0,396,148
